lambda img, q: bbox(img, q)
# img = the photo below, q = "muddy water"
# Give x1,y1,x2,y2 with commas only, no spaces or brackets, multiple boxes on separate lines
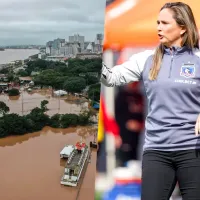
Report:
0,91,88,116
0,126,97,200
0,49,40,65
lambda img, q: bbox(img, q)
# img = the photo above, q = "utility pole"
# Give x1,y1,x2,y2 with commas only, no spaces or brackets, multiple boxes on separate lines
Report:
58,94,60,113
57,90,60,113
21,88,24,116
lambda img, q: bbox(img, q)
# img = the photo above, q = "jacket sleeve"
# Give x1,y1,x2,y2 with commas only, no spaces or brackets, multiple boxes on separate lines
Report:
100,50,153,87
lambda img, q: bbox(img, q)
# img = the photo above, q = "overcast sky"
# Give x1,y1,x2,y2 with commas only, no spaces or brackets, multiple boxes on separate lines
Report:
0,0,106,46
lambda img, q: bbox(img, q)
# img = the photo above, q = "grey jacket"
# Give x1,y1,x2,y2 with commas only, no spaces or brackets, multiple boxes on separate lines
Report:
101,46,200,151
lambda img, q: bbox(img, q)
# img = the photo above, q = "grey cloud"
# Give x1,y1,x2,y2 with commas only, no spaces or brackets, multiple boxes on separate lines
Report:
0,0,106,45
0,0,80,11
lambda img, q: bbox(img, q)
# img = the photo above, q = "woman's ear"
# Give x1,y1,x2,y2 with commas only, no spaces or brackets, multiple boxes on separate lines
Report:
180,26,186,35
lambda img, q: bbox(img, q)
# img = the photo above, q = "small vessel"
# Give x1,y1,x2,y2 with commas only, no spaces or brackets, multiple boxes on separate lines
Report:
60,141,90,187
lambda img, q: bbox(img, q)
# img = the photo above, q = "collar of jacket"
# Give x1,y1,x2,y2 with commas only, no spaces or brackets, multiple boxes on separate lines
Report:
163,45,196,55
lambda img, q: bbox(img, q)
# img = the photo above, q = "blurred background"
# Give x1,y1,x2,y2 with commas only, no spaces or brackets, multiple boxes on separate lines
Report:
95,0,200,199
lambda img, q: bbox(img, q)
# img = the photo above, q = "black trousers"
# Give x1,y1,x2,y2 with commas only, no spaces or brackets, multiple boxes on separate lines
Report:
141,149,200,200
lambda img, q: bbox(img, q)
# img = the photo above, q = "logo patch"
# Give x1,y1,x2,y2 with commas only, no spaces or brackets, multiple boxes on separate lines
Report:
180,64,195,78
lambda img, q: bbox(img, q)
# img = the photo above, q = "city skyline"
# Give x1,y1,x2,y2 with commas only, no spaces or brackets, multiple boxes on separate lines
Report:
0,0,106,46
0,33,104,47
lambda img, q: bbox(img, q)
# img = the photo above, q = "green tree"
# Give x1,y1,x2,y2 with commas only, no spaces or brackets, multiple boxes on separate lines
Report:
17,69,29,77
88,83,100,102
60,114,79,128
33,69,65,88
0,68,9,74
40,100,49,112
69,65,87,74
78,110,91,125
2,114,27,135
88,88,100,102
7,73,14,82
22,117,36,133
50,114,61,128
0,119,9,137
28,107,50,130
0,101,9,115
8,88,20,96
85,74,99,85
63,77,86,93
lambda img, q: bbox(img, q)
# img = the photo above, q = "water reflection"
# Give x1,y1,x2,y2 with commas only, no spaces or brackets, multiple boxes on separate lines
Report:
0,126,97,147
8,95,20,101
60,159,66,167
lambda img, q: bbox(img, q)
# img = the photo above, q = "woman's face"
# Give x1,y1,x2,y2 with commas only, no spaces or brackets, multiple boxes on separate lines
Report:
157,8,186,47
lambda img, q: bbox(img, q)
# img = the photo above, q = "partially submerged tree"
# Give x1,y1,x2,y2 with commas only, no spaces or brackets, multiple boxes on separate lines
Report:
0,101,9,115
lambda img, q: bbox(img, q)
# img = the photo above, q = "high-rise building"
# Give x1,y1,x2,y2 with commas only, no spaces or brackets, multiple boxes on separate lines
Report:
96,34,103,41
69,34,85,52
46,41,53,55
46,39,65,56
94,34,104,53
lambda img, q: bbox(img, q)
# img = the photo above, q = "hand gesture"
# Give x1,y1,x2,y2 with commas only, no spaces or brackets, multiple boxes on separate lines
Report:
195,114,200,136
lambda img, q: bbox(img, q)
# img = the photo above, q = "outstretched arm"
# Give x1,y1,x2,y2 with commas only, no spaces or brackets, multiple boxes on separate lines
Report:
100,50,154,87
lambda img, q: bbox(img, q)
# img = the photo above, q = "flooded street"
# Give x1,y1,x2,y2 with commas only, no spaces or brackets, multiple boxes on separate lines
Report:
0,126,97,200
0,90,88,116
0,73,97,200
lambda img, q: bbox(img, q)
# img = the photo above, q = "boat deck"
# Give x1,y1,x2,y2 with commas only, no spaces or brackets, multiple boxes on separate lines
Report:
66,150,82,168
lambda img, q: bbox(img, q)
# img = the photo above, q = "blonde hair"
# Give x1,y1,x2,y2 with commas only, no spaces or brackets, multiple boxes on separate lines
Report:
149,2,199,80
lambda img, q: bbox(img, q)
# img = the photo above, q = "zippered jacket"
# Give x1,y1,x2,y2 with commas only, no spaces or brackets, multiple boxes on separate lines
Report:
101,46,200,151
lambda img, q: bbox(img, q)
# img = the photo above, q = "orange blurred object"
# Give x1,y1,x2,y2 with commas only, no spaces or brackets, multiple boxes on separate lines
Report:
104,0,200,50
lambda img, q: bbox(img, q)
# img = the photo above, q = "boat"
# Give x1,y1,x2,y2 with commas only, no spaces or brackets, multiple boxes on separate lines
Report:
60,142,90,187
0,48,5,51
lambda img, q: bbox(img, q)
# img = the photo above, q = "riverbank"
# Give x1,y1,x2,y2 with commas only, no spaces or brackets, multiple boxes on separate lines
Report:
0,109,96,138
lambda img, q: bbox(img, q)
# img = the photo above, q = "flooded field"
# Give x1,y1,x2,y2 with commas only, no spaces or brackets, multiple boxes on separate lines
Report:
0,126,97,200
0,90,88,116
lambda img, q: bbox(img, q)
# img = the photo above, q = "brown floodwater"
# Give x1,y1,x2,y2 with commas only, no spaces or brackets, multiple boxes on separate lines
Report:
0,126,97,200
0,90,88,116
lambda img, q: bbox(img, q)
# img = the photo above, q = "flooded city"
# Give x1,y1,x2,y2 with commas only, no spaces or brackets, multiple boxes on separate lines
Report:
0,30,101,199
0,86,98,200
0,125,97,200
0,89,89,116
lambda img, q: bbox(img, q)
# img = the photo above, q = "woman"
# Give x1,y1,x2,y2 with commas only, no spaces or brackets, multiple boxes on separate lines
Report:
101,2,200,199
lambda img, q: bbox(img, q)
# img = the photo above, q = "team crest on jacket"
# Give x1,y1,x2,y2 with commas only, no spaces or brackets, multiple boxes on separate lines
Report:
180,64,195,78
